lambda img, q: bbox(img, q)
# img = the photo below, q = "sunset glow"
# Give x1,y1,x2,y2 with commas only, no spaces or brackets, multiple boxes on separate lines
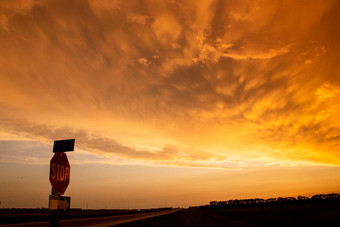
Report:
0,0,340,209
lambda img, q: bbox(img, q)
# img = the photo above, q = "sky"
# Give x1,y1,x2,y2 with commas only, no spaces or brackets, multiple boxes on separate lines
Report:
0,0,340,209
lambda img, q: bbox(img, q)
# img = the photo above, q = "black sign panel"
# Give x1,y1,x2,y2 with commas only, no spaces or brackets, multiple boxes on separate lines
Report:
53,139,75,153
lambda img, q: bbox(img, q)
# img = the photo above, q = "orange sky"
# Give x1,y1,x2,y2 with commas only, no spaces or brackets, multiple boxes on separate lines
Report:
0,0,340,208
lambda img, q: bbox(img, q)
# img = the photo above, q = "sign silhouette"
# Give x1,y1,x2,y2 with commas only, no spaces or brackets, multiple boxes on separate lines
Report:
53,139,75,153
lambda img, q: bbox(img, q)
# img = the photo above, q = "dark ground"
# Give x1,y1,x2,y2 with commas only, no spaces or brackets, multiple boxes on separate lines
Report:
1,201,339,226
0,208,171,225
116,200,340,227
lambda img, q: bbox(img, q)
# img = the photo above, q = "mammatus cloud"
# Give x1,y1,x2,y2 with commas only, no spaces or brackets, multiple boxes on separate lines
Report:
0,0,339,168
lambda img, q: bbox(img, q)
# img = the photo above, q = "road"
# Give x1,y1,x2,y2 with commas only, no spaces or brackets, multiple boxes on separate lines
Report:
117,201,340,227
116,208,251,227
2,209,181,227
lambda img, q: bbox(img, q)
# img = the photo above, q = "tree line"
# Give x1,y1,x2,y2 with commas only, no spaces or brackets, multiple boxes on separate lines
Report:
208,193,340,208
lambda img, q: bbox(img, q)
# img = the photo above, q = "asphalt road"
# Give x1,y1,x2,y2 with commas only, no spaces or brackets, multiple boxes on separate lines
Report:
116,208,251,227
117,201,340,227
1,209,181,227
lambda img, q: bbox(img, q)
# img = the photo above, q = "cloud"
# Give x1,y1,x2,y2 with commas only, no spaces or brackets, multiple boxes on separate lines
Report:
221,44,292,60
0,140,128,166
0,140,50,164
0,0,44,15
0,117,237,169
0,0,44,30
127,13,149,25
316,82,340,101
138,58,149,66
0,0,339,168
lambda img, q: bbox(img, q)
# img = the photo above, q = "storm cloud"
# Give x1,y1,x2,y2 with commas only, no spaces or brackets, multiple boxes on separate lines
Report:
1,0,340,167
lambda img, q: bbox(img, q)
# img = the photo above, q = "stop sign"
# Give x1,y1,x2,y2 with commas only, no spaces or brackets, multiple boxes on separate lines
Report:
49,152,70,195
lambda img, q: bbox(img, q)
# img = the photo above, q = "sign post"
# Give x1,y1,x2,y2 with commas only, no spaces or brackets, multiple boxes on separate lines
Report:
49,139,74,227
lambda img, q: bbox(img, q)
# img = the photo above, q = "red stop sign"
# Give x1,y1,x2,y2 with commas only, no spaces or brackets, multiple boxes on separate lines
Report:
49,152,70,195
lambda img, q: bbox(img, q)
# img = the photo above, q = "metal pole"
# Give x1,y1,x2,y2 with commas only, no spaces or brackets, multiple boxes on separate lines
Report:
49,188,60,227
